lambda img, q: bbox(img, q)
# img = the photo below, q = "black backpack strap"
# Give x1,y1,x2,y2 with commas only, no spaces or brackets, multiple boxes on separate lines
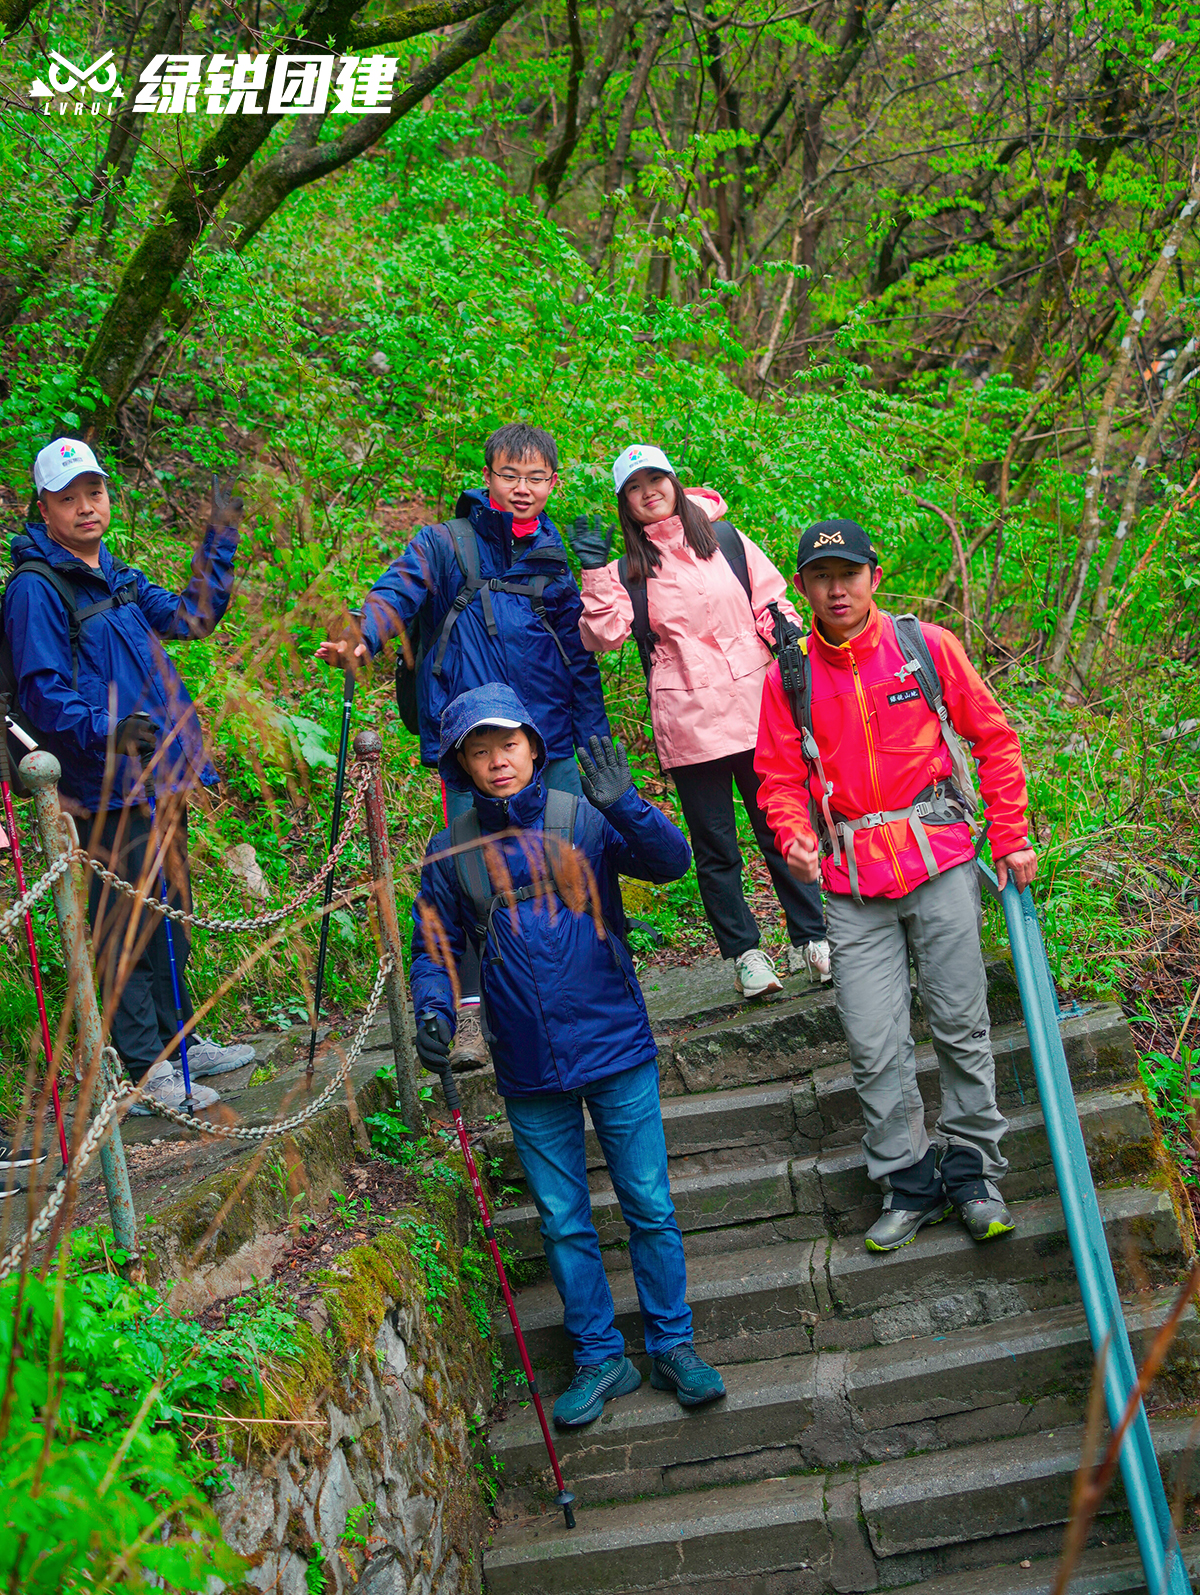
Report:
450,807,492,939
5,561,91,688
432,518,482,678
542,787,578,852
888,612,980,818
617,555,657,679
713,521,753,607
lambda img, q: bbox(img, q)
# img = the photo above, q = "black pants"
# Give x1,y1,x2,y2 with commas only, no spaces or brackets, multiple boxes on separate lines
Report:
671,749,825,961
85,804,194,1084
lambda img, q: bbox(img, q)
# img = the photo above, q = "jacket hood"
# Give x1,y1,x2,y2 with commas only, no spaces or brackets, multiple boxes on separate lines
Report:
685,486,728,521
437,682,547,793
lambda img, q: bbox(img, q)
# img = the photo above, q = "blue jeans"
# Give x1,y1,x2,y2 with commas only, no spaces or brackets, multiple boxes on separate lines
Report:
505,1059,692,1366
443,756,584,1000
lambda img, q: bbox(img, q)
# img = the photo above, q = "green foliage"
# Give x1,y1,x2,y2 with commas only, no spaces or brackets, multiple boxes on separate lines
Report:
1139,1042,1199,1188
0,1244,304,1591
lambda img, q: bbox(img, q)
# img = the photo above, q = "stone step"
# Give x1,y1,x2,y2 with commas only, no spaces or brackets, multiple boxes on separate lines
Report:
482,1419,1196,1595
496,1184,1189,1374
491,1291,1199,1507
493,1083,1156,1258
663,957,1024,1094
483,1002,1136,1191
912,1533,1200,1595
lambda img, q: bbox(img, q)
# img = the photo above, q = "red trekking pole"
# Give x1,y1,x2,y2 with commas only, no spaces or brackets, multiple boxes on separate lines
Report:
0,707,69,1168
424,1030,575,1529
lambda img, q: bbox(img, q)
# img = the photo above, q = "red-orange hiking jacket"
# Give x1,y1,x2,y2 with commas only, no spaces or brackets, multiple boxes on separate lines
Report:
754,605,1030,900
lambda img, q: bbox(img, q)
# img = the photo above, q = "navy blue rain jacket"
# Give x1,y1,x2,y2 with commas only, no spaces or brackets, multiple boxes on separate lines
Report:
409,684,691,1097
5,521,238,811
359,488,609,766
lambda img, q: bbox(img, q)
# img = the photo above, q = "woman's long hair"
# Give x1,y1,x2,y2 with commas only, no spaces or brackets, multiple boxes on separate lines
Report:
617,472,719,582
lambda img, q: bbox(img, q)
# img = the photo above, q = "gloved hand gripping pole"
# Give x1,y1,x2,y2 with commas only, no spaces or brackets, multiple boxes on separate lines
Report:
427,1027,576,1530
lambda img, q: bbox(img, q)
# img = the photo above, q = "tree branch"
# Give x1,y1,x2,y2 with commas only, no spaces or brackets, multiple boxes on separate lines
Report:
347,0,496,49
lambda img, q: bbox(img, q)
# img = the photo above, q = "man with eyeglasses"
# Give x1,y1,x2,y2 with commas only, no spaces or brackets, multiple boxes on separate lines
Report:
317,421,610,1069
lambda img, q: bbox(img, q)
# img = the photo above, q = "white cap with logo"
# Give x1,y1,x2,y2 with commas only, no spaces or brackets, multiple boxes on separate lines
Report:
612,444,674,495
455,716,523,747
33,437,109,496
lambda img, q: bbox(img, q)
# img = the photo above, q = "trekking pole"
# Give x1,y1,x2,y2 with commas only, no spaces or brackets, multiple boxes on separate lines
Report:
307,657,357,1087
0,708,69,1167
424,1026,576,1531
144,777,194,1117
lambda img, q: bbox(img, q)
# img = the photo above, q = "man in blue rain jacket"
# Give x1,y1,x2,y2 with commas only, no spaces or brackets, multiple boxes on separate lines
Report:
409,682,726,1432
2,437,250,1106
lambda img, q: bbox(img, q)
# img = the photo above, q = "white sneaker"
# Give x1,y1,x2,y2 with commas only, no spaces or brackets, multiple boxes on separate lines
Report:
786,940,832,984
178,1034,257,1077
128,1058,220,1115
733,948,783,999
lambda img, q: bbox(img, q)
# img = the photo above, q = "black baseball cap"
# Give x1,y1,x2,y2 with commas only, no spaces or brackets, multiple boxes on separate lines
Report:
795,518,878,573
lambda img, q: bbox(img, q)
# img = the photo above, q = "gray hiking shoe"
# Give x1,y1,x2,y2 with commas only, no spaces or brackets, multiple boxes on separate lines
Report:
178,1034,257,1077
864,1194,952,1253
450,1006,489,1072
127,1058,220,1116
957,1195,1016,1242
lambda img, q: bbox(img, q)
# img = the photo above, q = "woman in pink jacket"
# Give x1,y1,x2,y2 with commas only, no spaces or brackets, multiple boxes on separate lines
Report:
575,444,828,999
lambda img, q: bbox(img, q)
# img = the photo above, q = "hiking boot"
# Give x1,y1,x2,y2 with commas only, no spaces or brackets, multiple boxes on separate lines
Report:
179,1035,257,1078
0,1139,48,1171
957,1195,1016,1242
450,1006,489,1073
126,1058,220,1116
650,1344,726,1408
552,1355,641,1429
864,1193,952,1253
734,948,783,999
786,939,831,983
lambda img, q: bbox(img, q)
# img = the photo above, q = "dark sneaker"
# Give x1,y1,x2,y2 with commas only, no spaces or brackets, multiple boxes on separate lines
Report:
0,1140,48,1171
957,1195,1015,1242
552,1355,641,1429
650,1344,726,1408
450,1006,489,1073
864,1195,952,1253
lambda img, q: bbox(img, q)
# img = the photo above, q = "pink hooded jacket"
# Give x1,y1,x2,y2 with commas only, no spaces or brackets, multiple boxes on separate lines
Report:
579,488,802,769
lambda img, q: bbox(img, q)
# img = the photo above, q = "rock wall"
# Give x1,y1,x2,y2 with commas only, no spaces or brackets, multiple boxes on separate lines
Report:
207,1219,493,1594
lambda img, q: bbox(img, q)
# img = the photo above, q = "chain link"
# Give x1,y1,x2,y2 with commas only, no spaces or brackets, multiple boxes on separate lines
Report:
80,764,372,933
0,849,76,938
128,955,393,1140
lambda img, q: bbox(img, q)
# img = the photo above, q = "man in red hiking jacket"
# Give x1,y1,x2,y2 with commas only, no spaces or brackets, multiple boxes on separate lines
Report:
755,519,1038,1253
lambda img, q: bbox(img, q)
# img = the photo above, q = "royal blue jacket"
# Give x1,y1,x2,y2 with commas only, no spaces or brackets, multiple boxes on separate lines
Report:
359,489,610,766
4,521,238,811
409,684,691,1097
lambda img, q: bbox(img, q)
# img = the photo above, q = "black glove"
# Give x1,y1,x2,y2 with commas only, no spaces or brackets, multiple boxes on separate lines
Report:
577,735,633,809
211,474,245,531
415,1014,453,1071
114,712,157,758
571,513,614,570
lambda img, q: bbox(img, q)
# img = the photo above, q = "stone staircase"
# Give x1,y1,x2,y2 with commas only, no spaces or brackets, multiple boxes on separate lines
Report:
479,959,1200,1594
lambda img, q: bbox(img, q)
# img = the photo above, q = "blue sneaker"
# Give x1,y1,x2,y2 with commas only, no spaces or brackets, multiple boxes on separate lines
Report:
649,1344,726,1407
552,1355,641,1429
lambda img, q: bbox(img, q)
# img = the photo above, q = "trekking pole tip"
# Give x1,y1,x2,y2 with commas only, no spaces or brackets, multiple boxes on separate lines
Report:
555,1491,576,1529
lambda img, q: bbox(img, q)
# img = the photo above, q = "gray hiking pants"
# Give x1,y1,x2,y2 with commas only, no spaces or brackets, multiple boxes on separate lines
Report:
824,861,1009,1189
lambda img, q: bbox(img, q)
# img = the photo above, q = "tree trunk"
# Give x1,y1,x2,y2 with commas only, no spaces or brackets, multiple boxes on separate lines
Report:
589,0,673,267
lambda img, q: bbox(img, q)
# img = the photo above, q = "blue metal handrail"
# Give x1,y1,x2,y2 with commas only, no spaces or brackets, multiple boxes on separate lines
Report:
978,860,1191,1595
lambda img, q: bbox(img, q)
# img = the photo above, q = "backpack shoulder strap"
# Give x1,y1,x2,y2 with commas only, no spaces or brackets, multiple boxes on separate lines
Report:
5,560,83,626
432,518,486,677
888,613,979,813
617,555,657,679
449,807,493,937
542,787,578,849
713,521,753,607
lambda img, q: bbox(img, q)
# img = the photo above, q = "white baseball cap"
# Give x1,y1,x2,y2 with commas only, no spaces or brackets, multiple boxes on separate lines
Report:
455,715,523,747
33,437,108,496
612,444,674,495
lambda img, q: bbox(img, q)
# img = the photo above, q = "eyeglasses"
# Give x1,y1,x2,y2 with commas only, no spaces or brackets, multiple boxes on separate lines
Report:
490,470,553,486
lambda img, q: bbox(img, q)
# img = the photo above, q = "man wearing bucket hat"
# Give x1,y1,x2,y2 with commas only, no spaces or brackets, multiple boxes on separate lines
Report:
1,438,253,1109
754,518,1037,1253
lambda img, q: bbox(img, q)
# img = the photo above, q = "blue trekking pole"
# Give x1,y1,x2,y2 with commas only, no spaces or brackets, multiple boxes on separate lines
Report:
139,746,194,1117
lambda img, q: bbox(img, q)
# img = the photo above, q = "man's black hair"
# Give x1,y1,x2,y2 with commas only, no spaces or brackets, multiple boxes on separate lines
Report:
484,423,558,473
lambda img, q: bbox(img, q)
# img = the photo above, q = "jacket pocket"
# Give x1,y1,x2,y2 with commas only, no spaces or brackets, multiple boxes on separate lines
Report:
868,679,939,755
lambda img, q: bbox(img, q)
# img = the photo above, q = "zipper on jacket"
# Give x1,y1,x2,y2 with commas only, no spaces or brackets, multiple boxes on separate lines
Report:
848,650,908,894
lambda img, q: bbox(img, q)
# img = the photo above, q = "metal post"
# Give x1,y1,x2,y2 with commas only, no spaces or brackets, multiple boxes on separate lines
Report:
979,860,1191,1595
353,730,423,1133
20,751,139,1260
